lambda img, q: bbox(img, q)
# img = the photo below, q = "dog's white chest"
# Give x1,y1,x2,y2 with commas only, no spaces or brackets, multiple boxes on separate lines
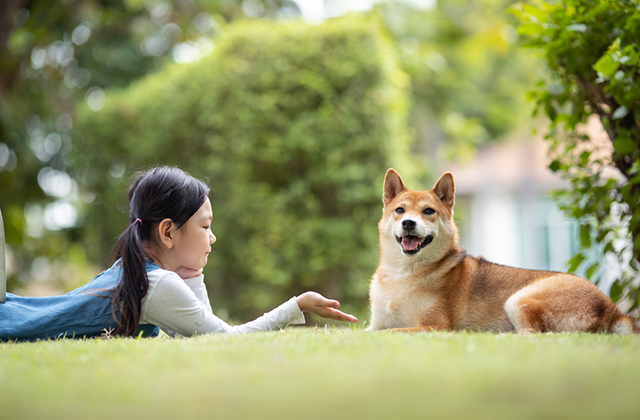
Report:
369,275,438,330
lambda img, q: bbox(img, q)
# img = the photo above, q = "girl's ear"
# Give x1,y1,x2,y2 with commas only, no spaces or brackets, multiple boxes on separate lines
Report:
157,218,176,249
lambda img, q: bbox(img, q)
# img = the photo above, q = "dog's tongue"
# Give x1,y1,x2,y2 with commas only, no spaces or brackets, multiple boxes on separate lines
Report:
401,235,422,251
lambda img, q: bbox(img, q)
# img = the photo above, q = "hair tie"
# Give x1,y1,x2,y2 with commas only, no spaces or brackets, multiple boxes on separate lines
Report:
135,218,142,226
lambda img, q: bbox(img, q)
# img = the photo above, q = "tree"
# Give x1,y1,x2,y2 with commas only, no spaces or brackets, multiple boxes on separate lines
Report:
375,0,541,165
0,0,299,290
512,0,640,310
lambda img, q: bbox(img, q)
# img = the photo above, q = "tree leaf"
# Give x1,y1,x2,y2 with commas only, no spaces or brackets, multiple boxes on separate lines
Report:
580,150,590,165
611,106,629,120
585,262,599,280
517,22,544,37
568,253,585,273
566,23,587,32
579,224,591,247
614,138,635,154
549,159,561,172
609,281,623,302
593,54,619,77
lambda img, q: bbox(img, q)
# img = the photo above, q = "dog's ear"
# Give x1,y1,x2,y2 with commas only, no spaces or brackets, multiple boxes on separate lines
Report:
383,168,407,205
433,172,455,208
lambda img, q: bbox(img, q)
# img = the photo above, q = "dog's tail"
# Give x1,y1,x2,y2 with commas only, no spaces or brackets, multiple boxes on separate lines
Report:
610,315,640,334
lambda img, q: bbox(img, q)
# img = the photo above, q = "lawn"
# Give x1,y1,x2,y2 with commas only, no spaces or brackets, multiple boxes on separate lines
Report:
1,329,639,420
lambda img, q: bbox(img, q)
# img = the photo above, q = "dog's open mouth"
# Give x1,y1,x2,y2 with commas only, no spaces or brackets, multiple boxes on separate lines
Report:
396,234,434,255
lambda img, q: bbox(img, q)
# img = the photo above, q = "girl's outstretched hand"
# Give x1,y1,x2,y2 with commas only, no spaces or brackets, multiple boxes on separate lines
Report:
296,292,358,323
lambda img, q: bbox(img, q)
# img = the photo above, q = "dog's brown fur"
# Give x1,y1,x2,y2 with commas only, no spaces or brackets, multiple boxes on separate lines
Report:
368,169,640,334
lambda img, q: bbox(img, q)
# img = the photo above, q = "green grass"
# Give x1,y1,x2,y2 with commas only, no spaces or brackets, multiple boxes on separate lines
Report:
1,329,640,420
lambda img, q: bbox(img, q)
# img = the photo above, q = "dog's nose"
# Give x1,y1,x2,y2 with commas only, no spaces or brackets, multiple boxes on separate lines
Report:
402,219,416,231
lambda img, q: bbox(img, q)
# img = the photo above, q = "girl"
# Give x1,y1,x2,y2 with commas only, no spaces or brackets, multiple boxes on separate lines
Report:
0,166,357,341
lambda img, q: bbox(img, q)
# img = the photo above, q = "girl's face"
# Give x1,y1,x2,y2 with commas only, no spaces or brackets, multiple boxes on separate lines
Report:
169,198,216,271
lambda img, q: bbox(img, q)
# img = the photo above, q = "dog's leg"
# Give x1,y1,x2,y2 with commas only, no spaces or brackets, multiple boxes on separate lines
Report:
610,316,640,334
505,275,623,333
504,295,547,333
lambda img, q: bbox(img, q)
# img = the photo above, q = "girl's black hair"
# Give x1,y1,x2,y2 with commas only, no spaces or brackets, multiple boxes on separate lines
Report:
112,166,210,336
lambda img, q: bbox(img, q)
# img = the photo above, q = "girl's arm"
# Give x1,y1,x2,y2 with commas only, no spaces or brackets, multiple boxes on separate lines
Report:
174,267,357,323
141,270,303,336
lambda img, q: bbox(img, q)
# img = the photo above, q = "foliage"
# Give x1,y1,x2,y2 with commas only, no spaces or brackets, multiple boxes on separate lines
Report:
74,16,412,320
0,0,299,290
512,0,640,310
376,0,541,163
2,330,640,420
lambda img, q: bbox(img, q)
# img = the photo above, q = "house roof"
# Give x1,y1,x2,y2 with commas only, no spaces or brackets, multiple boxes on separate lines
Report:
443,115,619,195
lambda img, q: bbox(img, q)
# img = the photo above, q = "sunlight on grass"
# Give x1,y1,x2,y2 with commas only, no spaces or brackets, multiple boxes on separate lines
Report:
2,329,640,419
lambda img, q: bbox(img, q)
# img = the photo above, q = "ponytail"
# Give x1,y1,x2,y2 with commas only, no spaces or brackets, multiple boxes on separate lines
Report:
112,220,148,336
111,166,210,336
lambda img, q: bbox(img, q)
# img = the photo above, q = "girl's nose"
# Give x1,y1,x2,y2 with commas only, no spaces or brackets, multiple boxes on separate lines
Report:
210,232,216,244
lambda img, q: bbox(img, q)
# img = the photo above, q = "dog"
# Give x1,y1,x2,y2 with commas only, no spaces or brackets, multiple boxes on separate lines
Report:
368,168,639,334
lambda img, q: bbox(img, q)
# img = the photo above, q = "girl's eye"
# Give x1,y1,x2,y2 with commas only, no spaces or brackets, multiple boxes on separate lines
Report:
395,207,405,214
423,208,435,215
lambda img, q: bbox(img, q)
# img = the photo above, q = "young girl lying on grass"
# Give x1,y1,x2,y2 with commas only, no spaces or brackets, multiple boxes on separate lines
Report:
0,166,357,341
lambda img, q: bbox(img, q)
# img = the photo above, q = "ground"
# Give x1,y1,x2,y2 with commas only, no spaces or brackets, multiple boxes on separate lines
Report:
1,328,639,419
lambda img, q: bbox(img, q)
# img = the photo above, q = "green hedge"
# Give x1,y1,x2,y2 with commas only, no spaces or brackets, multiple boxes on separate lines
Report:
74,15,412,321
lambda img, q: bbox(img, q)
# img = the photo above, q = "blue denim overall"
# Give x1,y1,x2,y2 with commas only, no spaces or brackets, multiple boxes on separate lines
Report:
0,260,160,342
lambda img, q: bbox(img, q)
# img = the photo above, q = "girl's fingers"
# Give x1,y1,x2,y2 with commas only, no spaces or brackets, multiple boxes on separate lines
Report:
297,292,357,322
317,307,358,323
321,298,340,309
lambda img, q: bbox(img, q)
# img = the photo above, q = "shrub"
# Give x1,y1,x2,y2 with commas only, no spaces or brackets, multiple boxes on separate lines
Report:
74,15,412,320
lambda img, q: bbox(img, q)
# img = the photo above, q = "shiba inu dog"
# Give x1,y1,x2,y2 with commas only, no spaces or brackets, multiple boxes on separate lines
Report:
368,169,639,334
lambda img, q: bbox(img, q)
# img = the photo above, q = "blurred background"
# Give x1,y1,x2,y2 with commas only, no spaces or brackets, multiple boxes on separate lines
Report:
0,0,627,324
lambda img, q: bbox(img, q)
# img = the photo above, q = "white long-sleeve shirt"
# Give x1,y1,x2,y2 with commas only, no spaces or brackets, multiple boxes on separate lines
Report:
139,268,305,336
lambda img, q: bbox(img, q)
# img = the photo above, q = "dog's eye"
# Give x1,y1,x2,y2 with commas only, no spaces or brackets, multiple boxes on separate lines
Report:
423,208,435,215
395,207,405,214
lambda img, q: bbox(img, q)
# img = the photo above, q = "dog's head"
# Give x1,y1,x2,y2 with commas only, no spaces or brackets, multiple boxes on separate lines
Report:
379,169,458,261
